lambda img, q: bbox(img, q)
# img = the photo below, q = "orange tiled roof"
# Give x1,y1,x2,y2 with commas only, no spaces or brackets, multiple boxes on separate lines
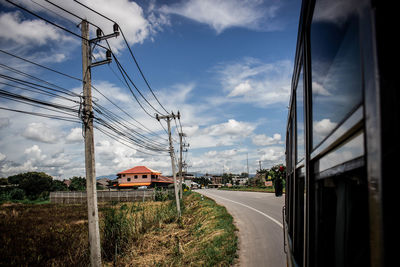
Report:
152,176,174,184
118,166,161,175
114,182,151,187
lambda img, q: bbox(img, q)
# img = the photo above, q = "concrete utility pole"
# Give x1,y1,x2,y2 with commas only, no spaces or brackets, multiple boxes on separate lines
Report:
247,152,249,177
178,132,187,199
156,112,181,217
81,19,118,267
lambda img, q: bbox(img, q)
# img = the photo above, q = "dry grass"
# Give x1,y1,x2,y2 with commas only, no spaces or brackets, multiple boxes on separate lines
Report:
0,203,91,266
0,192,238,267
110,192,238,266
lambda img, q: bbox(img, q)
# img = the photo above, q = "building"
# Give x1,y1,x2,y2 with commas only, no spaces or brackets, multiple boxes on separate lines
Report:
115,166,173,188
208,175,223,188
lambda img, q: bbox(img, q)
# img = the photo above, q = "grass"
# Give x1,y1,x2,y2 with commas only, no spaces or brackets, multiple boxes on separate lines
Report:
106,192,238,266
0,202,91,266
219,186,276,193
0,192,238,266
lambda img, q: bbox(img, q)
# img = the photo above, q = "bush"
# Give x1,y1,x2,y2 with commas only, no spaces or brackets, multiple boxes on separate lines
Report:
10,188,25,200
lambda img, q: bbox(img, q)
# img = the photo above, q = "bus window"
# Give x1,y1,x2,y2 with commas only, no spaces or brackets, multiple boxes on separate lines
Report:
296,67,305,163
310,0,362,149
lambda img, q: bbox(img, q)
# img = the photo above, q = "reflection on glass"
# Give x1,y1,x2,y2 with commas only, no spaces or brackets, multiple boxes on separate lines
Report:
296,68,304,163
311,0,362,148
318,132,364,172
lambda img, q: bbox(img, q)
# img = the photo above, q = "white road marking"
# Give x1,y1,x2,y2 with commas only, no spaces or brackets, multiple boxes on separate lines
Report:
203,192,283,228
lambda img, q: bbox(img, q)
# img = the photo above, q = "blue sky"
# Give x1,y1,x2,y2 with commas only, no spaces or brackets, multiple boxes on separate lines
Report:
0,0,301,178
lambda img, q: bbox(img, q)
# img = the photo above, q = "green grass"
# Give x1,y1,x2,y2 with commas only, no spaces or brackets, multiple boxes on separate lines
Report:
219,186,276,193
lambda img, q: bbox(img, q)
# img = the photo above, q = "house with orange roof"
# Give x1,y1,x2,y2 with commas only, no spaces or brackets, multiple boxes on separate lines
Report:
115,166,173,188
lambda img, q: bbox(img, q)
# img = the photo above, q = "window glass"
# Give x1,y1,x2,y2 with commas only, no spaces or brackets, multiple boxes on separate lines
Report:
142,175,147,179
317,132,364,173
296,67,304,163
127,178,131,182
311,0,362,148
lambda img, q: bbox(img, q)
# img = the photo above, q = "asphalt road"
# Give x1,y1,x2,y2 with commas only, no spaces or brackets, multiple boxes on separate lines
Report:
197,189,285,267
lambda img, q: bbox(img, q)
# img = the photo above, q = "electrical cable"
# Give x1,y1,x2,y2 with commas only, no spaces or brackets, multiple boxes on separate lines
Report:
73,0,170,114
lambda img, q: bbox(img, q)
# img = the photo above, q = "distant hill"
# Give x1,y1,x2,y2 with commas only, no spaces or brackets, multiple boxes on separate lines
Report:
96,174,117,180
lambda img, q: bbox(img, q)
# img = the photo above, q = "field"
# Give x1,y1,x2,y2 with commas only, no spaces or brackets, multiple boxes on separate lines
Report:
0,192,237,266
0,203,91,266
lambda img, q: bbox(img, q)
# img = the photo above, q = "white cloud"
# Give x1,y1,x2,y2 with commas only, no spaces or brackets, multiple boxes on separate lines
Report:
214,58,292,107
0,118,10,129
252,133,282,146
66,128,83,144
0,152,6,161
22,122,60,144
314,118,337,136
258,146,285,162
160,0,280,34
228,80,252,97
24,145,46,161
206,119,255,137
185,119,255,149
312,81,331,96
0,11,74,45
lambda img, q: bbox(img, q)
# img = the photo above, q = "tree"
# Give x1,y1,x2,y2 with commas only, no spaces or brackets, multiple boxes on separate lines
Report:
240,172,249,178
69,176,86,191
0,177,8,185
17,172,53,200
7,174,25,185
51,180,68,191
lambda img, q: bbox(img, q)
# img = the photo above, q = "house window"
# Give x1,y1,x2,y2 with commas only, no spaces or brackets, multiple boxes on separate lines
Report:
134,175,138,179
142,175,147,178
127,178,131,182
122,174,126,177
151,174,157,179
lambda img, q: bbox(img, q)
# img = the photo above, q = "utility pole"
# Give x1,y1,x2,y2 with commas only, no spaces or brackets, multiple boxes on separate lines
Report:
156,112,181,217
178,133,189,199
178,132,186,199
247,152,249,177
81,20,118,267
259,160,262,171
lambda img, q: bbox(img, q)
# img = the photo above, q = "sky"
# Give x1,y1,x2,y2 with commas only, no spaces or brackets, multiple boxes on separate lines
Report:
0,0,301,179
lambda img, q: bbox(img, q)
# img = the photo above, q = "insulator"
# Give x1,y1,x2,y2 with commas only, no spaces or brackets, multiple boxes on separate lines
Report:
96,28,102,37
106,50,112,60
113,23,119,33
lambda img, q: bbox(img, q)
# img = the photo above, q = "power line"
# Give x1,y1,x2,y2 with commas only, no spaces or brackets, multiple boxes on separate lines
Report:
73,0,170,115
0,106,81,123
0,49,82,82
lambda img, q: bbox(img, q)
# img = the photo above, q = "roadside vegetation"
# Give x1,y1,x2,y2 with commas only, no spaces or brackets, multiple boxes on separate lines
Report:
219,186,277,193
0,172,101,204
0,191,237,266
218,164,286,194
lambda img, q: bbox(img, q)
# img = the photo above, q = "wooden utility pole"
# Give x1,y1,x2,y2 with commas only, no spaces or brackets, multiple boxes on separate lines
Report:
81,20,118,267
156,113,181,216
81,20,101,267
